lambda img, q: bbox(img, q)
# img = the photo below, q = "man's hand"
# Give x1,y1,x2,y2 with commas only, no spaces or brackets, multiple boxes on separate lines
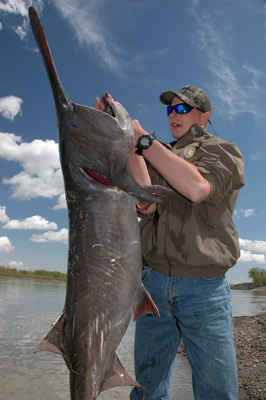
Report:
132,119,149,143
94,97,105,111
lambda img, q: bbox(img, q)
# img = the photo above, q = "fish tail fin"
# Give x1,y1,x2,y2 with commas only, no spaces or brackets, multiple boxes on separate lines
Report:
100,354,143,393
133,284,160,322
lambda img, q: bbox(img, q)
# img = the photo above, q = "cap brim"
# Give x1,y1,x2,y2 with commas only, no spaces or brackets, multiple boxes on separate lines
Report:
159,91,179,105
159,90,196,108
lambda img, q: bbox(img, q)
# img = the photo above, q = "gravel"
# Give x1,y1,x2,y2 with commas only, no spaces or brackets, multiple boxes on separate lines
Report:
233,313,266,400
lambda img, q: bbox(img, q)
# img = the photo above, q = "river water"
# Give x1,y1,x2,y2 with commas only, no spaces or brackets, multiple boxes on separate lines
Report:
0,277,266,400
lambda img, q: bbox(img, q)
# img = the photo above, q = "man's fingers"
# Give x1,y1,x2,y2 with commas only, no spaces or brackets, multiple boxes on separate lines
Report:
94,97,105,111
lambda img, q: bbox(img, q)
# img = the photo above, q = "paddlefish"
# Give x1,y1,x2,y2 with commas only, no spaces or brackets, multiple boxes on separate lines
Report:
28,7,170,400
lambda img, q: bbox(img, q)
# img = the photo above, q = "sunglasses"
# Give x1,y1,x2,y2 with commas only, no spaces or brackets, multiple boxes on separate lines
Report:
167,103,195,116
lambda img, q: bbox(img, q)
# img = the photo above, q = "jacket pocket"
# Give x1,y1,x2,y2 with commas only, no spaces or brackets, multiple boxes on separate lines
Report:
193,202,223,229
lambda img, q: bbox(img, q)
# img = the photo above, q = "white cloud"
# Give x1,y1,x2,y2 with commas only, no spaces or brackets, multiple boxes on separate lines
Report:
0,96,23,120
239,238,266,255
3,215,57,230
241,209,255,218
53,192,67,210
0,206,10,223
0,0,45,39
238,250,265,264
238,238,266,264
0,22,3,30
30,228,68,244
234,209,255,219
7,260,25,270
0,0,24,15
0,236,14,252
0,132,64,202
14,17,28,39
250,151,265,161
0,0,31,16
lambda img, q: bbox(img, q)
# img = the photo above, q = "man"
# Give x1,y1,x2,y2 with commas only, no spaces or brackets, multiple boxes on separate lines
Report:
128,85,244,400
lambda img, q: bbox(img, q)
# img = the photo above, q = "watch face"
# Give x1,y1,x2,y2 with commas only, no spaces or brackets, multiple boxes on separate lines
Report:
136,134,154,154
140,136,151,147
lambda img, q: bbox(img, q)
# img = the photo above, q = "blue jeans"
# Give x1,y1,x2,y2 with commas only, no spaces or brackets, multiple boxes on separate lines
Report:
130,267,238,400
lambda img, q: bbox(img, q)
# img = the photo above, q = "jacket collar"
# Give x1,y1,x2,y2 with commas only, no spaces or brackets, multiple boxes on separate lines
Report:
170,124,211,149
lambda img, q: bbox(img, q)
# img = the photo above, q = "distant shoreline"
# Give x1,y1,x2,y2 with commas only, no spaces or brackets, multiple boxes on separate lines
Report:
230,282,266,292
0,266,67,282
0,274,66,283
1,274,266,292
230,282,253,290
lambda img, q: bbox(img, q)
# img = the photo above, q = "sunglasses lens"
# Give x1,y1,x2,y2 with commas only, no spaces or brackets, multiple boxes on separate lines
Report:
167,104,193,116
167,106,173,116
178,104,193,113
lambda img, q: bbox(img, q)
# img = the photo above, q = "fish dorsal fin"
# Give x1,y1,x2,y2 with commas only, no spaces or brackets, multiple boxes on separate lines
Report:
133,284,160,322
101,354,142,393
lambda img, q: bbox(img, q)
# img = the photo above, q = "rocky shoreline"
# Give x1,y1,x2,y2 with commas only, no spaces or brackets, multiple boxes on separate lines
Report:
233,313,266,400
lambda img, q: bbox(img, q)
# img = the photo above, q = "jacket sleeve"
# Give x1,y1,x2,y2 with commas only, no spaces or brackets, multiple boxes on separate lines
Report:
192,138,245,206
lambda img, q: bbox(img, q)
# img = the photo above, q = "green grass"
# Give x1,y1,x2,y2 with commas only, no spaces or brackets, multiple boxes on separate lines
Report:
0,265,67,280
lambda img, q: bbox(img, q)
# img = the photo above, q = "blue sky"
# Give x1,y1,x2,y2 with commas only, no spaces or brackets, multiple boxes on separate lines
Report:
0,0,265,284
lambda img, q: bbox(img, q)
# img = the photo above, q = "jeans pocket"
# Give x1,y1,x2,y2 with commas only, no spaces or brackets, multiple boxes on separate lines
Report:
142,265,152,282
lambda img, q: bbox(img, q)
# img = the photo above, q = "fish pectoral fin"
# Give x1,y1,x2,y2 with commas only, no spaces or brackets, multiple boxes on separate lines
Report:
113,164,169,204
101,354,143,392
133,284,160,322
142,184,173,200
135,185,172,210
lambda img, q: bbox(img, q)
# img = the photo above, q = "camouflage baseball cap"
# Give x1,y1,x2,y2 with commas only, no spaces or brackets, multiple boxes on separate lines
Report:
159,85,212,114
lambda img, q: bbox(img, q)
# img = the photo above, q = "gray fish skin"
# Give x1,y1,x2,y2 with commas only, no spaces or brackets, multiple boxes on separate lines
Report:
28,6,171,400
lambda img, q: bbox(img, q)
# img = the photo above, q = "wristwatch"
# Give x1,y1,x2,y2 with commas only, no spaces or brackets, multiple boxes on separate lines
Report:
136,132,155,155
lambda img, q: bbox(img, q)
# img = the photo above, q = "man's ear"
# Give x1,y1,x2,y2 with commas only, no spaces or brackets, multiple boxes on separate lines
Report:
200,112,210,128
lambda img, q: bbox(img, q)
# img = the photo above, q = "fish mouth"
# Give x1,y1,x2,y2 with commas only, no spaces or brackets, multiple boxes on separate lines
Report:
101,92,117,118
80,168,114,187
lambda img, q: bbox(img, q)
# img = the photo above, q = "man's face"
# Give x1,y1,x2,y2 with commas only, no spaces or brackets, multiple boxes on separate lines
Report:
168,96,205,139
